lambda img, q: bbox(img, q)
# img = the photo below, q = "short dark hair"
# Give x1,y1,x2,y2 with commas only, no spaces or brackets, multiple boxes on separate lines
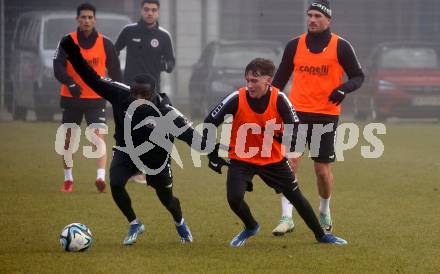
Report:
77,3,96,17
131,73,156,96
245,58,276,77
141,0,160,7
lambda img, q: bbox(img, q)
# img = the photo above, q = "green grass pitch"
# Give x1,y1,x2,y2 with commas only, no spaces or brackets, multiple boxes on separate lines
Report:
0,121,439,273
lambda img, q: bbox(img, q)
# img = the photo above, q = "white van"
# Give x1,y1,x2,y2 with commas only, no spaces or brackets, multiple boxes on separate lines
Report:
9,11,131,120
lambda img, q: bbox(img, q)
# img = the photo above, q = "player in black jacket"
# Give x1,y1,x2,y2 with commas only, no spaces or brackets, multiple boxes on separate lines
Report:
59,34,224,246
115,0,175,89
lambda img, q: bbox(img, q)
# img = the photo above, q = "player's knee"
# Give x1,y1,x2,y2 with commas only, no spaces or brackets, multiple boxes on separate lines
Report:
109,171,128,188
166,196,179,209
110,183,123,192
314,164,331,181
315,170,329,182
227,194,243,209
156,188,176,208
109,176,126,192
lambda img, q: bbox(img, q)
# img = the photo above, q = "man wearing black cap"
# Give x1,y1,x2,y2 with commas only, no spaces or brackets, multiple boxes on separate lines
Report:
271,0,364,236
58,34,223,246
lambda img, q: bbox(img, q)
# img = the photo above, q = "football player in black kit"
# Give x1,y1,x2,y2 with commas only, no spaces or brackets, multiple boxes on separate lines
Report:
59,35,226,246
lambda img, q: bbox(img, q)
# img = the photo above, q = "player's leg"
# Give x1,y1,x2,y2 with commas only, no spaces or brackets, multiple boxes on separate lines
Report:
227,160,257,229
109,150,138,221
109,150,143,245
272,123,313,236
259,160,346,244
284,187,347,245
85,108,107,192
227,160,260,247
60,107,83,192
260,160,323,239
314,162,333,232
311,121,337,232
147,161,192,243
272,157,300,236
148,161,182,223
273,122,310,235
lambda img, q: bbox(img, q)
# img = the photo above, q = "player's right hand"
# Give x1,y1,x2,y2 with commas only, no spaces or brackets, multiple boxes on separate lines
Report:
328,89,345,105
60,35,80,56
208,143,230,174
160,56,167,71
68,83,82,98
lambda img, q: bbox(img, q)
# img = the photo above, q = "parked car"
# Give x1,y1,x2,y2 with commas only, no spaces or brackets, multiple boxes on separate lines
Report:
354,42,440,121
8,11,131,121
188,40,283,118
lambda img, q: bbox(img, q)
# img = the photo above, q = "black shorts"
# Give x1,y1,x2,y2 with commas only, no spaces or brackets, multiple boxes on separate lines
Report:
61,107,106,125
227,159,298,195
296,121,337,163
109,149,173,190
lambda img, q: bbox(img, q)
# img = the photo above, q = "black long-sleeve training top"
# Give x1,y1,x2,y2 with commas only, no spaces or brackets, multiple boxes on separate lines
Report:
61,36,202,168
115,20,175,87
54,28,123,109
272,28,364,122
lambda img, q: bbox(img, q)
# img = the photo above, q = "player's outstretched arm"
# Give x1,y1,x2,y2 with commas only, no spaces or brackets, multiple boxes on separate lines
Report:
59,35,124,104
162,105,229,174
163,105,211,151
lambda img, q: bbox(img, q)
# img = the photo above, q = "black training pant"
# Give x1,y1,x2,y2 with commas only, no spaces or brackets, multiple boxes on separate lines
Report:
109,149,182,223
226,159,325,240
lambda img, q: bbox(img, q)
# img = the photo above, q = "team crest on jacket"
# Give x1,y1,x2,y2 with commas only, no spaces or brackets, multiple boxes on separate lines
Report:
151,39,159,48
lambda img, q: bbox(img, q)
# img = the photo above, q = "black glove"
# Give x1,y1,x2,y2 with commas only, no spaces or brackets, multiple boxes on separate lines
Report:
328,89,345,106
60,35,81,57
68,83,81,98
208,143,230,174
274,132,283,144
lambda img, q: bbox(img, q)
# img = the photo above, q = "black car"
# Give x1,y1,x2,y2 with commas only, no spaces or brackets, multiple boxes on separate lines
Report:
188,40,283,118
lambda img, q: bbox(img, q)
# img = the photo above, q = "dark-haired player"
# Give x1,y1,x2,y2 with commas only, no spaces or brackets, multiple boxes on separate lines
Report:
59,35,220,246
54,2,122,193
204,58,348,247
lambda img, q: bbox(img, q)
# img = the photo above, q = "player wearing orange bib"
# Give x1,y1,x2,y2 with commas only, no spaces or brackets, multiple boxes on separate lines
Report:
272,0,364,235
204,58,347,247
54,3,122,193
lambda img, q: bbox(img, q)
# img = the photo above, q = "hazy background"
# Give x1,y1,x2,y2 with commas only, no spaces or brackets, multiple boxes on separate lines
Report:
1,0,439,118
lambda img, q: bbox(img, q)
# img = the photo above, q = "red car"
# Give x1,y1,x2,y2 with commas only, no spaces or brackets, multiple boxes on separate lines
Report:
354,42,440,121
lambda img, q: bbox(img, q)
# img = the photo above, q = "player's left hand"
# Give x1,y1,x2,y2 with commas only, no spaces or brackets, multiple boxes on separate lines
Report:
328,89,345,106
160,56,172,72
208,143,230,174
60,35,80,56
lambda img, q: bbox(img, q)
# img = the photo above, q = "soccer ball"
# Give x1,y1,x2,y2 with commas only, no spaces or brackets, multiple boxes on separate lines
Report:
59,223,93,252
